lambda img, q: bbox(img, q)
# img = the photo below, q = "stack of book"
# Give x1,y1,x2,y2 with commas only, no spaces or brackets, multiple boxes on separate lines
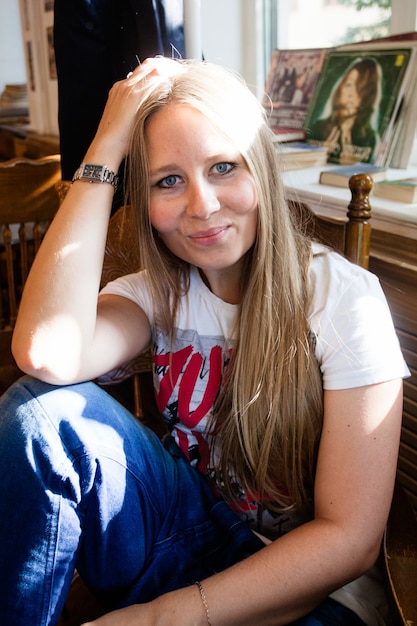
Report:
373,177,417,203
318,163,388,188
263,33,417,170
276,142,328,170
0,84,28,109
0,84,29,123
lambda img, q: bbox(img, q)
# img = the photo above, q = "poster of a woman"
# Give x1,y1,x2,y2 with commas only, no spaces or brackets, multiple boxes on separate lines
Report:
304,49,411,165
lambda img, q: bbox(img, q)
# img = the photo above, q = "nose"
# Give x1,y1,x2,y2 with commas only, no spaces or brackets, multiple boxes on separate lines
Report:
185,179,220,219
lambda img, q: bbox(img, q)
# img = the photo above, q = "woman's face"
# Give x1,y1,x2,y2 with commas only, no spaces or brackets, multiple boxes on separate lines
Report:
146,103,258,301
338,68,361,116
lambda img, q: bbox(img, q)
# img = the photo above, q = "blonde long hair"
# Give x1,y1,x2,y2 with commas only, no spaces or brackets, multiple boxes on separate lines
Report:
127,60,324,511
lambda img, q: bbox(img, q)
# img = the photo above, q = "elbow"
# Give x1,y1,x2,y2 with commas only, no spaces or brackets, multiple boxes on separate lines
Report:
12,324,85,385
348,532,384,581
365,534,385,571
317,518,386,584
11,328,37,377
12,333,60,385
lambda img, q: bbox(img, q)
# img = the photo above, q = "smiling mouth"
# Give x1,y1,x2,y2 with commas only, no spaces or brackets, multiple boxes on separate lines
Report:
189,226,228,239
187,226,229,245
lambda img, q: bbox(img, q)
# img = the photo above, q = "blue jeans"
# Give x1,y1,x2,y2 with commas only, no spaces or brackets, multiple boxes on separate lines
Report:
0,377,365,626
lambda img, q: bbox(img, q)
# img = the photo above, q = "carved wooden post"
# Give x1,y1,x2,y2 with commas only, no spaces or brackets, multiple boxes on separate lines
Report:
345,173,373,270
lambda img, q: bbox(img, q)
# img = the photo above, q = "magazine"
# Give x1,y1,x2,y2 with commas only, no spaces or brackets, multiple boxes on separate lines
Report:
303,47,413,166
337,38,417,168
263,48,327,140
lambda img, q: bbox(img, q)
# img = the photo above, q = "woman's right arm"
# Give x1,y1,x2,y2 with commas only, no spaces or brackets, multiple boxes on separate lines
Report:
12,58,181,385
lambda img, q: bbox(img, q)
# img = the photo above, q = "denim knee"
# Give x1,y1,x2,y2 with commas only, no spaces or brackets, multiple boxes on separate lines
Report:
0,376,180,623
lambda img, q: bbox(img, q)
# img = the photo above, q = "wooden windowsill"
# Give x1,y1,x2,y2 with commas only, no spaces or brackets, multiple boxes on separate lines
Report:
283,164,417,240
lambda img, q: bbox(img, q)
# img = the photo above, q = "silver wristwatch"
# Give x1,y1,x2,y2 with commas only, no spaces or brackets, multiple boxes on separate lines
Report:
72,163,119,190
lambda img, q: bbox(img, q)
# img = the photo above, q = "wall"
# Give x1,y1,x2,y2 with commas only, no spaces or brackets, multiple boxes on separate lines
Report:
2,1,417,144
391,0,417,34
0,0,26,96
201,0,265,97
201,0,242,71
0,2,264,105
2,0,417,100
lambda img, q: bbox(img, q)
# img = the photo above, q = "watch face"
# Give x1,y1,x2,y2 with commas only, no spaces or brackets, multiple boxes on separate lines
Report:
83,164,104,180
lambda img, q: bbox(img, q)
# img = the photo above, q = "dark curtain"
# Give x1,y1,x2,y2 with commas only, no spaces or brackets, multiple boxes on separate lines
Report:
54,0,184,207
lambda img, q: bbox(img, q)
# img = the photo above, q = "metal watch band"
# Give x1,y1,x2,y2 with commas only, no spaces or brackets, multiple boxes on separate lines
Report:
72,163,119,190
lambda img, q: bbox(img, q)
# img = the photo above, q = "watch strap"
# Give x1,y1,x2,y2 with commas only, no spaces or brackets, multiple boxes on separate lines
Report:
72,163,119,190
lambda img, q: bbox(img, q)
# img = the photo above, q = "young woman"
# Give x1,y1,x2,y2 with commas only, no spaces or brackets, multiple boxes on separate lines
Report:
0,58,408,626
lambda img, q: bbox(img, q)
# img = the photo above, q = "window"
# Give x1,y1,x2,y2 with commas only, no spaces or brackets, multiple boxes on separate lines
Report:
280,0,392,50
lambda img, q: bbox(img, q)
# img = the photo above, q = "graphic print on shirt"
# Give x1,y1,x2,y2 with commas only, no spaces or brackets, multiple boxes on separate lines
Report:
153,327,232,473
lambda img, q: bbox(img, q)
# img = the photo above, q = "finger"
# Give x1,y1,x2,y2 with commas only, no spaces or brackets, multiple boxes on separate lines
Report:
126,57,185,84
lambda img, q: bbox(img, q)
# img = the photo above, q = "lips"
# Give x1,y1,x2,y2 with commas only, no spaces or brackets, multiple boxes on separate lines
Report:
187,225,229,245
189,226,228,239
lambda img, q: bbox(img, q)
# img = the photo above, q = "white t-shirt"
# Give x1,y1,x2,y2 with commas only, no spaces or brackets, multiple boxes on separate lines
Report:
101,244,409,624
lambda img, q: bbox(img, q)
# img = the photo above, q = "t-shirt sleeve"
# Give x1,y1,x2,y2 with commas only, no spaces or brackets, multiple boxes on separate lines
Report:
310,250,410,390
99,270,155,325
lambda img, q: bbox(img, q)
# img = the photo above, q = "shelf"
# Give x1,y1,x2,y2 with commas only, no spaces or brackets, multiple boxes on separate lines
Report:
283,165,417,240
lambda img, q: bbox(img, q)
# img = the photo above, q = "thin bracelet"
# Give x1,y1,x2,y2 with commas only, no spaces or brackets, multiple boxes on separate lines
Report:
195,581,211,625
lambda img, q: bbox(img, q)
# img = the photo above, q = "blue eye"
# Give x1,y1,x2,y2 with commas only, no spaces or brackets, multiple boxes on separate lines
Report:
214,163,232,174
159,175,180,188
214,162,233,174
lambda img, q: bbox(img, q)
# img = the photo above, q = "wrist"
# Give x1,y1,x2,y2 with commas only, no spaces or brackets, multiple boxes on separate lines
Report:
84,135,126,173
151,586,211,626
195,581,211,625
72,163,119,191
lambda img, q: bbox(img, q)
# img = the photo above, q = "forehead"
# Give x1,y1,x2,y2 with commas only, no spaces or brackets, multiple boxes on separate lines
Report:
145,104,240,160
344,68,359,83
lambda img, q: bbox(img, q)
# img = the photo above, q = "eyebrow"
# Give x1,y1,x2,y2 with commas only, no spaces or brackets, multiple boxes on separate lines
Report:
149,164,180,179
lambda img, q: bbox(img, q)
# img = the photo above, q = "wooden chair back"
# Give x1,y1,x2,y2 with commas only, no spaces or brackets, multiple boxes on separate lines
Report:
292,174,416,626
36,174,417,626
0,155,61,393
383,481,417,625
0,155,61,329
289,172,372,269
98,203,153,422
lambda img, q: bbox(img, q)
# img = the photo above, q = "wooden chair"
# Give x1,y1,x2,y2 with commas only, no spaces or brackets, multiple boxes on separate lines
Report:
293,176,417,625
102,173,416,626
98,202,164,433
292,175,416,626
289,171,372,269
14,173,415,626
0,154,62,394
383,480,417,625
